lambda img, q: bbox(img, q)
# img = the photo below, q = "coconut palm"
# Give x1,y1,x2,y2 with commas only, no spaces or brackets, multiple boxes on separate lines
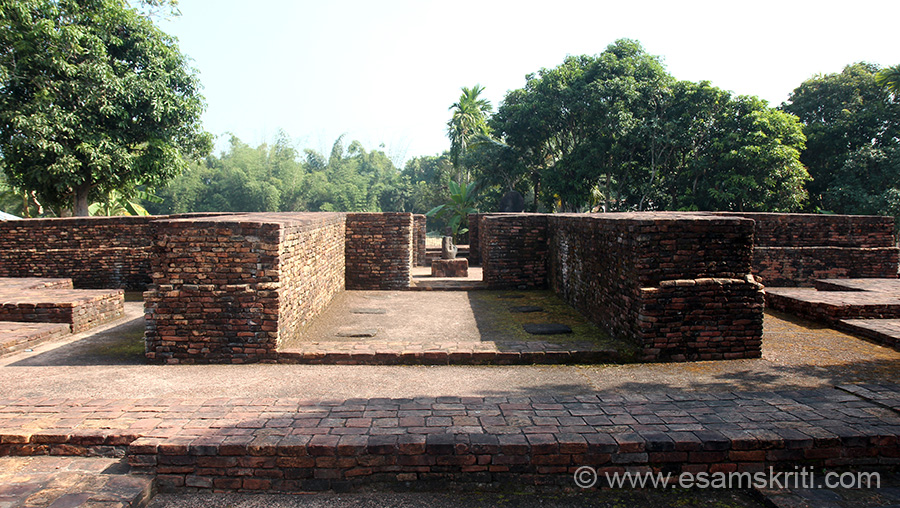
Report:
447,85,492,183
876,65,900,94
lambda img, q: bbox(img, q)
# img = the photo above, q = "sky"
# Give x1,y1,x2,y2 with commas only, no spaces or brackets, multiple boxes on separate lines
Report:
159,0,900,166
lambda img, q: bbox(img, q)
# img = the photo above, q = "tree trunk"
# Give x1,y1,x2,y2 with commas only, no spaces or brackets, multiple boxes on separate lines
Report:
73,182,91,217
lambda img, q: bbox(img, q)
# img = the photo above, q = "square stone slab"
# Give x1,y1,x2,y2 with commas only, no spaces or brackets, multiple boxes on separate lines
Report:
523,323,573,335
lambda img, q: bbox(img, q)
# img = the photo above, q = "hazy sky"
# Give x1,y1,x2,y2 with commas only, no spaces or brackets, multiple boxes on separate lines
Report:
159,0,900,165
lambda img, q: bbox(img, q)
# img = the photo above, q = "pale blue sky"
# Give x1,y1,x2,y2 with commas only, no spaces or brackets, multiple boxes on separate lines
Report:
160,0,900,166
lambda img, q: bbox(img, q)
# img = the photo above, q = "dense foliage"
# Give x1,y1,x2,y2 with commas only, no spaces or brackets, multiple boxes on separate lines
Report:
0,0,211,215
1,9,897,227
782,63,900,216
485,40,810,213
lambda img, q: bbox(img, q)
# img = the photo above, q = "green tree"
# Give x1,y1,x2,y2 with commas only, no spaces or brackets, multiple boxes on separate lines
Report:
782,63,900,213
876,64,900,94
0,0,211,216
447,85,491,183
490,40,809,213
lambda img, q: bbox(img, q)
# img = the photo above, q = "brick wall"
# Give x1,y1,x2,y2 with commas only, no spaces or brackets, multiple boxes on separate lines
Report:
277,214,346,348
546,213,761,361
144,213,346,364
413,214,426,267
480,214,548,289
345,213,413,290
713,212,899,286
467,213,483,265
144,215,283,364
0,216,158,290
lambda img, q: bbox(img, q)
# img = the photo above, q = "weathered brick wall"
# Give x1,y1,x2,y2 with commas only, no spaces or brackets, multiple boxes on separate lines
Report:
0,216,158,290
413,214,426,267
144,215,283,364
277,214,345,348
467,213,483,266
547,213,760,361
481,214,548,289
713,212,899,286
714,212,895,247
345,213,413,290
639,278,764,361
145,213,347,364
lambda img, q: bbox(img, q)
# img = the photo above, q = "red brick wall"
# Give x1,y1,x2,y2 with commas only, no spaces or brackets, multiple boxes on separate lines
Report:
0,216,158,289
277,214,346,348
713,212,899,286
144,213,346,364
345,213,413,290
547,213,761,361
480,214,548,289
413,214,426,267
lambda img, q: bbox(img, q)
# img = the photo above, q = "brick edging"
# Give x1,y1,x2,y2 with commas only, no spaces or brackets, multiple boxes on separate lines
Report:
1,387,899,492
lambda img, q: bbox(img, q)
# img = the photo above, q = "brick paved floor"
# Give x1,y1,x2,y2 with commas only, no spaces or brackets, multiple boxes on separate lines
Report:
279,290,634,364
0,456,154,507
767,279,900,352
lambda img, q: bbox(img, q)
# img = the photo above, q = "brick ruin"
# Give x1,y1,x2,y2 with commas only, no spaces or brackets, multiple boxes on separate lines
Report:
1,210,896,363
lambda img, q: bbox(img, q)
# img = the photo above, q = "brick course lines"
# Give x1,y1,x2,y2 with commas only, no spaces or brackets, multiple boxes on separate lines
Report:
277,339,621,365
144,213,345,364
0,288,124,333
413,215,426,267
0,387,898,491
546,213,760,362
481,214,548,289
345,213,413,290
712,212,898,287
0,322,70,357
0,216,159,290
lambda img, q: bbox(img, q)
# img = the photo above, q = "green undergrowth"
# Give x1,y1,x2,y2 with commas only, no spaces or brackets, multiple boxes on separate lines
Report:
468,290,639,357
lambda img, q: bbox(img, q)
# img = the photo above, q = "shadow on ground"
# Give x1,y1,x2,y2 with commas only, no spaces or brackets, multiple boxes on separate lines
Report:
8,313,147,367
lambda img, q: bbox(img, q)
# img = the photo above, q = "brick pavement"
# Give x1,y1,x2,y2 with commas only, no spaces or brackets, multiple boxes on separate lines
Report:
766,279,900,352
0,456,154,508
1,386,898,492
278,340,623,364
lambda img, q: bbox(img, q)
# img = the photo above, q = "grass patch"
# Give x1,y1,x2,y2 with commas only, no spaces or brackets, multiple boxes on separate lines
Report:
469,290,640,359
88,328,145,359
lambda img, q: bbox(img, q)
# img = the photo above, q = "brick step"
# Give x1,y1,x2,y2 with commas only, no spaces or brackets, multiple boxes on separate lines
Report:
277,341,623,364
0,387,898,493
0,456,155,507
765,288,900,322
0,321,70,358
835,318,900,350
0,287,125,333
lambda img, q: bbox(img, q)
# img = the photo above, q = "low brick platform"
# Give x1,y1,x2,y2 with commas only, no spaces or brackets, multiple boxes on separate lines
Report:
0,386,898,493
431,258,468,278
815,278,900,293
278,340,623,365
766,279,900,352
0,277,74,291
836,319,900,350
0,322,70,358
0,288,125,333
0,456,154,508
765,288,900,321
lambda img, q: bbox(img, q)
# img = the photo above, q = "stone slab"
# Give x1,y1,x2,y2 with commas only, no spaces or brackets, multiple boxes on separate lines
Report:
431,258,469,278
510,305,544,313
523,323,573,335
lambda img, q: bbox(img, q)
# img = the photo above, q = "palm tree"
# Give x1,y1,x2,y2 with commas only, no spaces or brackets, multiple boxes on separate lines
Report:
876,65,900,94
447,85,492,183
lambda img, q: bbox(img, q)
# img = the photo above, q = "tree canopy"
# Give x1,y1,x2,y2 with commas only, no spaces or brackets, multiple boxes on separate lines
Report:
0,0,211,215
782,62,900,215
486,39,809,213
